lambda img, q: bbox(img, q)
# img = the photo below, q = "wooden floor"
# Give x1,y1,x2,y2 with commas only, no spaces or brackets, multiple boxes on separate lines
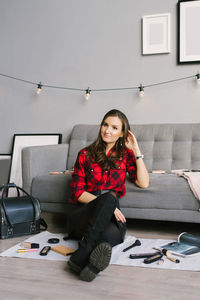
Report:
1,212,200,300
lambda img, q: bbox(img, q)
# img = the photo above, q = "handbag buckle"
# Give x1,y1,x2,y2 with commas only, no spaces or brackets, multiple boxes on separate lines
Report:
7,227,13,236
30,223,36,232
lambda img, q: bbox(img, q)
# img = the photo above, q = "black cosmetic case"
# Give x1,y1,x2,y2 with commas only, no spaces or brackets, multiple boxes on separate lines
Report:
0,183,45,239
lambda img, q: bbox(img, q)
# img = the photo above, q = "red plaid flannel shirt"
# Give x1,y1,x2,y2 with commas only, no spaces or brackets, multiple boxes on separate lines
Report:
68,147,137,204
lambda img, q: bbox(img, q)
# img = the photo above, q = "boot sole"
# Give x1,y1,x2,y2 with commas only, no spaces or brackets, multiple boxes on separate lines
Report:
80,242,112,282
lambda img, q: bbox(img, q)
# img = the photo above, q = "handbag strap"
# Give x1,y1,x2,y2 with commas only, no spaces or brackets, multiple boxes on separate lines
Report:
0,183,38,228
0,185,13,228
40,218,48,230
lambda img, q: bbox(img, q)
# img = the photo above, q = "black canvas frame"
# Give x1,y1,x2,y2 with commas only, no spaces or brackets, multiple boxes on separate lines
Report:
8,133,62,196
178,0,200,63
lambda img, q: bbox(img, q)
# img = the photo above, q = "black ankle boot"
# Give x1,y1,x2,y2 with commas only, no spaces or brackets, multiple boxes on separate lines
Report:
68,238,93,273
80,242,112,282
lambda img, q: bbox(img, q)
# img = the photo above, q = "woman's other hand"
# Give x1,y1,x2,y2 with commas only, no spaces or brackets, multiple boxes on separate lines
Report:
114,208,126,223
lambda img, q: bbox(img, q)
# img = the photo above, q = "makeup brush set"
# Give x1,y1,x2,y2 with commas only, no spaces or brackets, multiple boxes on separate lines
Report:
122,239,183,264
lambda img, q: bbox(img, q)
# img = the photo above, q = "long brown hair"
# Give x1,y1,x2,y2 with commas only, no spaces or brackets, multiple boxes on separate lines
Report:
86,109,130,170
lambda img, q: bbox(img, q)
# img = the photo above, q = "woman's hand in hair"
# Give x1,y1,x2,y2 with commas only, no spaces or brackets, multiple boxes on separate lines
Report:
126,131,150,189
125,130,141,156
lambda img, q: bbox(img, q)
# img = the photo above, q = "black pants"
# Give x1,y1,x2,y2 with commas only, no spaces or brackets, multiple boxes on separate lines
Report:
66,192,126,247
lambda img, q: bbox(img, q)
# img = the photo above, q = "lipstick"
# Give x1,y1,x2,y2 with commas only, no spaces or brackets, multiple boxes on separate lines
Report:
17,248,39,253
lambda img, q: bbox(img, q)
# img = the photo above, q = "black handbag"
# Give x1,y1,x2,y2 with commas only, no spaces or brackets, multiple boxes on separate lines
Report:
0,183,47,239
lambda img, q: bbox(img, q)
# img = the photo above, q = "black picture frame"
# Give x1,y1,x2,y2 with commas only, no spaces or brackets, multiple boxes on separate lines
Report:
178,0,200,64
8,133,62,196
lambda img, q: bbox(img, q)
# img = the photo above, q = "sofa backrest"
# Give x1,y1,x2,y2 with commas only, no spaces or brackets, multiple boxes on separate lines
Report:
67,123,200,172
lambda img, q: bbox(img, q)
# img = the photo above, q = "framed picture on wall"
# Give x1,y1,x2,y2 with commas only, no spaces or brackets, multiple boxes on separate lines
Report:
142,13,171,55
8,133,62,196
178,0,200,63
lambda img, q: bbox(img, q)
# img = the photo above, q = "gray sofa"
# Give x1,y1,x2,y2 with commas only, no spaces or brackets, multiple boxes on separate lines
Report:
22,123,200,223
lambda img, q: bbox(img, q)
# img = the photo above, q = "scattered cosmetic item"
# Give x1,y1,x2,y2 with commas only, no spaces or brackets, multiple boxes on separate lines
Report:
50,170,73,175
22,242,39,249
168,251,185,258
129,252,160,259
153,247,185,258
123,239,141,252
162,249,180,263
50,171,66,175
51,245,75,256
40,246,51,256
152,247,180,263
17,248,39,253
144,253,163,264
48,238,60,244
157,259,164,265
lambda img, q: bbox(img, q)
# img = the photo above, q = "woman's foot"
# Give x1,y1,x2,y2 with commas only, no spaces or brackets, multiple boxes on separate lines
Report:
80,242,112,282
67,238,93,274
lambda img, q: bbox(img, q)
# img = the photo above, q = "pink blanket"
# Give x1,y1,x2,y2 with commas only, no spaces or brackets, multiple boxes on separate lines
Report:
172,170,200,201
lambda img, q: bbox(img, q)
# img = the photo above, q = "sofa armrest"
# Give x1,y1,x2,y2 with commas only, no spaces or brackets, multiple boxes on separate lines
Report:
22,144,69,194
31,174,72,212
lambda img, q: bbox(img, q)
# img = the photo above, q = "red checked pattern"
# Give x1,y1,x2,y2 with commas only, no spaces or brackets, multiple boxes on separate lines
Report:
68,147,137,204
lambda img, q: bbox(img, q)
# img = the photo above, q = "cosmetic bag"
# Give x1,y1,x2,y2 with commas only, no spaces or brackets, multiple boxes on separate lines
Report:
0,183,47,239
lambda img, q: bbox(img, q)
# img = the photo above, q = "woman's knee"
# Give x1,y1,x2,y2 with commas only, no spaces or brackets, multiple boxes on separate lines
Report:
95,192,118,209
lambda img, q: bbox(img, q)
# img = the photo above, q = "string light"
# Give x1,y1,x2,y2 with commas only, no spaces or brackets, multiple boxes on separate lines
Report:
37,82,42,95
85,87,91,100
196,73,200,81
0,72,199,98
138,84,144,97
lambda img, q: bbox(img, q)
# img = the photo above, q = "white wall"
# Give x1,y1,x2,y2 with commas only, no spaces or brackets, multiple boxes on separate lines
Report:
0,0,200,155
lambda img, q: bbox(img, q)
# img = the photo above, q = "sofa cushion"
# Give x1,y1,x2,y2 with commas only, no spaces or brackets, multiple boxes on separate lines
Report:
120,173,199,211
32,173,199,213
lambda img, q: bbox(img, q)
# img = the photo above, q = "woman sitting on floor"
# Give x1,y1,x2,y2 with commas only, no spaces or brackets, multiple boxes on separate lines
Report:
66,109,149,281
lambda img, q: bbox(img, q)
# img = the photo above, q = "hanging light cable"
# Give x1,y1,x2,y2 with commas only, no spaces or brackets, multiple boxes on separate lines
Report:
0,72,198,96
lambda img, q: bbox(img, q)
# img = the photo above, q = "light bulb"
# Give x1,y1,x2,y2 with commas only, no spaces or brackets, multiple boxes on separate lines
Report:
138,84,144,97
37,82,42,95
85,88,91,100
196,73,200,81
